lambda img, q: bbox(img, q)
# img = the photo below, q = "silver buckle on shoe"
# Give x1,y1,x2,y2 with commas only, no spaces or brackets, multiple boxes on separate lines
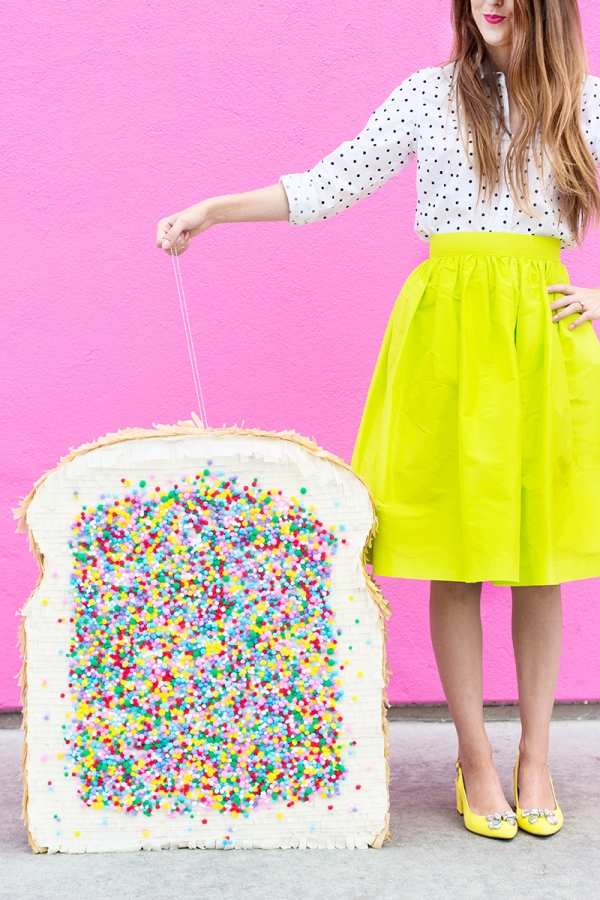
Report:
520,808,558,825
486,810,517,830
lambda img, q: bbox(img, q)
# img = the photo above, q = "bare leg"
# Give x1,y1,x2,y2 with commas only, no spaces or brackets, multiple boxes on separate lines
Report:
511,584,562,810
430,580,511,815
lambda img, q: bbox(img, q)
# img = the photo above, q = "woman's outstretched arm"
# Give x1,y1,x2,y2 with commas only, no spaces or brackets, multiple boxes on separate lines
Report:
156,183,290,255
157,70,422,254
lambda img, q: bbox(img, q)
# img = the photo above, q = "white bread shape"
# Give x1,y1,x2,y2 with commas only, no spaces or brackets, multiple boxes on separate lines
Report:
15,423,390,853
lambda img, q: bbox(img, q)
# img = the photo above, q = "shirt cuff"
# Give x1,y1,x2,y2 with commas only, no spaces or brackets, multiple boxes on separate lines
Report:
279,173,321,225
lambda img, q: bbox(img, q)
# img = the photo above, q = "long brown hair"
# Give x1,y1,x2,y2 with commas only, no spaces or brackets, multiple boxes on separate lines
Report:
450,0,600,243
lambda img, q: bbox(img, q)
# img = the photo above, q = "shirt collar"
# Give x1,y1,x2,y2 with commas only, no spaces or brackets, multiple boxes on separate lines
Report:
477,63,506,79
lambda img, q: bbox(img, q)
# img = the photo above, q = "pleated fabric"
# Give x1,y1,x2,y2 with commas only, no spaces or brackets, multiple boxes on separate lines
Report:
351,232,600,586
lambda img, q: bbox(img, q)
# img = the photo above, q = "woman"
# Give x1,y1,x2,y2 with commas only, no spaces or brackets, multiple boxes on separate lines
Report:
156,0,600,839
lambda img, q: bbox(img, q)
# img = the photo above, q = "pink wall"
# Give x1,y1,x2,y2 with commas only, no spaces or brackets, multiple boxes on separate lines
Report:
2,0,599,709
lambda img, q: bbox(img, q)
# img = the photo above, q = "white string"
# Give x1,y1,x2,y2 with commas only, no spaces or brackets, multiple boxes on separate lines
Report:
170,246,209,427
172,247,208,427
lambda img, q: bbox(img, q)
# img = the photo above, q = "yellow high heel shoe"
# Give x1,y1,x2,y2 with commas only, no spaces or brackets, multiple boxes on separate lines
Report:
514,753,563,836
455,759,517,839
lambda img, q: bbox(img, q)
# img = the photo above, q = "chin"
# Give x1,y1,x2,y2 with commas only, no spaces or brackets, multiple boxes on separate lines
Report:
481,28,511,47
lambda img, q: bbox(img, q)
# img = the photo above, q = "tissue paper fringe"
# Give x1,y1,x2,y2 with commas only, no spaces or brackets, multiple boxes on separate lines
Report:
47,834,380,852
14,422,391,853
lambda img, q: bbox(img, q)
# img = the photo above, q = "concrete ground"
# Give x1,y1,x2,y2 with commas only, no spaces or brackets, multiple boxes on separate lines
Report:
1,720,598,900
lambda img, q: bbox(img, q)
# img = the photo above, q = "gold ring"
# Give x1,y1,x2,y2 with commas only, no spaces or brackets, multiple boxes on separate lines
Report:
580,301,585,312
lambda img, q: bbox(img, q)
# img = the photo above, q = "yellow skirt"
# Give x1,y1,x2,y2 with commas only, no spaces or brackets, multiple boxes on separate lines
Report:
351,232,600,586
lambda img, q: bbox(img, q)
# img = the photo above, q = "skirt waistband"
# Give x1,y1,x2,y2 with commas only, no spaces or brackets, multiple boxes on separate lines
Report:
429,232,561,262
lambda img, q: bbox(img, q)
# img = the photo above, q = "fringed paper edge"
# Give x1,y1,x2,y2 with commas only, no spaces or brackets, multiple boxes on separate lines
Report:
14,421,391,853
45,834,383,852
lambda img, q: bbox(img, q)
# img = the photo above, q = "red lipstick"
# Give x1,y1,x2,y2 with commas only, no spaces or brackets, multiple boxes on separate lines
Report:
483,14,506,24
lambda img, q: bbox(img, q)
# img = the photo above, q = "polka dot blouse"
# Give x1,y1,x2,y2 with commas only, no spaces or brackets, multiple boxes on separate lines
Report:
280,64,600,249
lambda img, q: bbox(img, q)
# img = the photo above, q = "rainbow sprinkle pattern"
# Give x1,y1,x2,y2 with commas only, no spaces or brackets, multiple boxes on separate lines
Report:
66,470,343,817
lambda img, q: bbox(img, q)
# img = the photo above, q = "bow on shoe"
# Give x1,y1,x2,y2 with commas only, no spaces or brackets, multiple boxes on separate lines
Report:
520,808,559,825
486,811,518,830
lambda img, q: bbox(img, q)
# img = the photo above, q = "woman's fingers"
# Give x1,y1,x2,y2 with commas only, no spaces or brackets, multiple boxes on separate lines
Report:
551,301,584,322
548,285,581,312
155,215,189,251
547,284,575,309
568,311,592,329
157,202,213,252
547,283,600,329
170,231,190,255
547,283,574,295
156,216,181,247
162,219,189,252
156,217,173,248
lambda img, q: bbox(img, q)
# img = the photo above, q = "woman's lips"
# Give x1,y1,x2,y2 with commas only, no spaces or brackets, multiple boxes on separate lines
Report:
483,14,506,24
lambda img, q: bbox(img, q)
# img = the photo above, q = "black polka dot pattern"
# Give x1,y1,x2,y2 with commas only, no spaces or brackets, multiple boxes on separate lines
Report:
280,64,600,249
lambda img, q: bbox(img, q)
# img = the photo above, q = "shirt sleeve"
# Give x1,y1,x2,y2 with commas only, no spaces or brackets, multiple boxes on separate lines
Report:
580,75,600,166
279,73,419,225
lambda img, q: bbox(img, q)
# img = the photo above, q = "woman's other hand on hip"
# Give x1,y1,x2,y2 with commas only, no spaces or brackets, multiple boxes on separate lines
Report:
547,283,600,330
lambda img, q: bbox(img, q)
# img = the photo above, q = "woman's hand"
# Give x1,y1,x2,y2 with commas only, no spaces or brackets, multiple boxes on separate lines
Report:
547,283,600,330
156,201,214,255
156,185,290,256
